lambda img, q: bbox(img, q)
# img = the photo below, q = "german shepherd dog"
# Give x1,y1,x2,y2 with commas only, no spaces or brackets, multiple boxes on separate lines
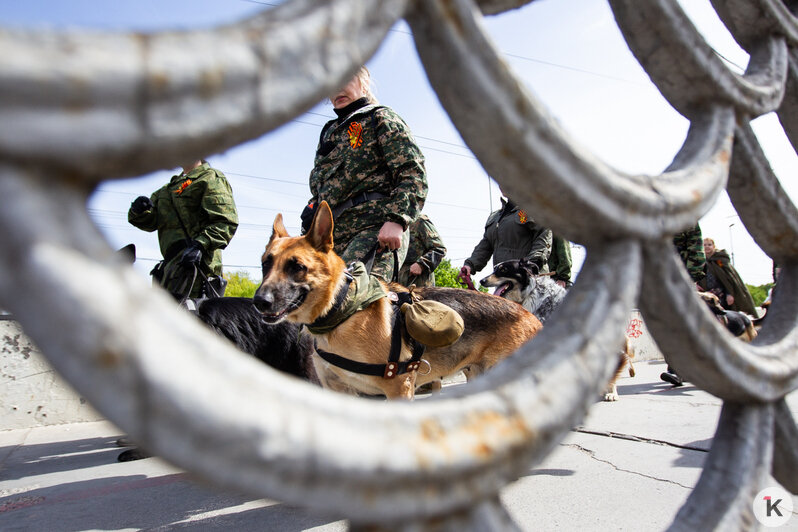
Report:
481,258,635,401
698,292,758,342
252,202,542,400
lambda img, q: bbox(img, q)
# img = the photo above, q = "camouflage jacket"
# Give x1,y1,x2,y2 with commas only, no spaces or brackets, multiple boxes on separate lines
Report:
398,214,447,286
465,199,552,274
308,100,427,248
128,162,238,290
672,224,706,283
547,234,573,285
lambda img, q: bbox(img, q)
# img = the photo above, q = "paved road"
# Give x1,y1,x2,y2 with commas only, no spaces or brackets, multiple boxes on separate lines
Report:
1,361,796,531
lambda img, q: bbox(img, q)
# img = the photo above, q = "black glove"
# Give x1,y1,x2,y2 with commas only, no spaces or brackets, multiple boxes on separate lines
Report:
300,202,316,234
130,196,153,215
178,240,203,268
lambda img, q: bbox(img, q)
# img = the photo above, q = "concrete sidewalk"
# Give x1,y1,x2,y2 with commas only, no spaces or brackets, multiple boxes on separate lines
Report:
1,361,796,531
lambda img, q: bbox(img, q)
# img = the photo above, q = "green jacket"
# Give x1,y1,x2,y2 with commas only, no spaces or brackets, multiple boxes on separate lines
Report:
547,235,573,285
465,199,552,274
700,249,757,315
673,224,706,283
309,99,427,252
128,162,238,296
398,214,447,287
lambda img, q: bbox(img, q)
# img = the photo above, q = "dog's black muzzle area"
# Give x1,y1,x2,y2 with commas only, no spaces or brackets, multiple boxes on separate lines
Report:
253,292,275,313
254,285,308,324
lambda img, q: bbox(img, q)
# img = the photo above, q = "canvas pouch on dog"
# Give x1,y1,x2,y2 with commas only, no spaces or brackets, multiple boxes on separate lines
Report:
400,300,464,347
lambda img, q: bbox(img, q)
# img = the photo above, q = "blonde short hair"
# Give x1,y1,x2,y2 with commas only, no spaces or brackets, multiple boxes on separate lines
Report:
355,66,378,104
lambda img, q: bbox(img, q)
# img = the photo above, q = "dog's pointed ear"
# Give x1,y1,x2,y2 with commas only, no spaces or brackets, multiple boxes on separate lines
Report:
269,213,289,245
306,201,334,252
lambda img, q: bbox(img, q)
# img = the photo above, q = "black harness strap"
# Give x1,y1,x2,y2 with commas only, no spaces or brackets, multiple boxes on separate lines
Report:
315,297,425,379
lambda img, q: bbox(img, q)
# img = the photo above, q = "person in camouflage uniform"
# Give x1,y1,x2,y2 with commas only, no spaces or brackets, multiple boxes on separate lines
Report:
398,214,447,287
302,67,427,282
672,223,706,284
128,160,239,300
547,234,573,288
459,197,552,281
662,223,707,387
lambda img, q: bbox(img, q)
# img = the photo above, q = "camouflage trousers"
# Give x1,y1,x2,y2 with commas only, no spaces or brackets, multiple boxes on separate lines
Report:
398,266,435,287
336,227,409,283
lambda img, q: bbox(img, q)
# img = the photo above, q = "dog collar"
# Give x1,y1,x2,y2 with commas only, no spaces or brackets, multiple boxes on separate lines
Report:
305,262,387,335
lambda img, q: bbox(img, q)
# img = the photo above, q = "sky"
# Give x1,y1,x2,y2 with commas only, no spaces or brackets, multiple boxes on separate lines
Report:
2,0,794,287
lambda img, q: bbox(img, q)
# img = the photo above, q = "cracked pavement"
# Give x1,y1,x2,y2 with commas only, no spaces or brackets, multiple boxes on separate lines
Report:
1,360,796,531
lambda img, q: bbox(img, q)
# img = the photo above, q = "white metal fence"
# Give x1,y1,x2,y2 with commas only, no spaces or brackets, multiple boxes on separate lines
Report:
0,0,796,529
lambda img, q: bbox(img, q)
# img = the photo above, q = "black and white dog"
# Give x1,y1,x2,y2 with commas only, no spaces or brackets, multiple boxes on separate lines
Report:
481,258,634,401
480,258,566,325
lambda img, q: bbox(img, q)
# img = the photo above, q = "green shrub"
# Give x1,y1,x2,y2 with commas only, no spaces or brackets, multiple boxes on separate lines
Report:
747,283,773,307
433,259,487,292
224,270,259,298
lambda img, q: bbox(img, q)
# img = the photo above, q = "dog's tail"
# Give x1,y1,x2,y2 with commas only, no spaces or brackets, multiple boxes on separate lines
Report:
623,336,635,377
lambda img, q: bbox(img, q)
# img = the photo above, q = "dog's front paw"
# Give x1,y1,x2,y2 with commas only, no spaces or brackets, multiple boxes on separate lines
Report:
603,386,619,402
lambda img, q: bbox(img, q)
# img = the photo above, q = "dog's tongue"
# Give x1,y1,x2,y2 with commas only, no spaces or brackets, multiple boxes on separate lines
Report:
494,283,508,297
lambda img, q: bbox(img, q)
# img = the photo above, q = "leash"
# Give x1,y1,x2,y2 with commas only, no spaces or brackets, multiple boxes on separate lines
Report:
459,272,476,290
360,243,400,283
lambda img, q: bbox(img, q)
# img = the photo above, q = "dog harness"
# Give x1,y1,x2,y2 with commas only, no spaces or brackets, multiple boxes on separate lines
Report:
315,293,427,379
308,259,427,379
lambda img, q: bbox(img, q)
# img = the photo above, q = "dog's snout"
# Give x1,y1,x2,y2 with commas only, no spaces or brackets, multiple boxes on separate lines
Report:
253,292,274,312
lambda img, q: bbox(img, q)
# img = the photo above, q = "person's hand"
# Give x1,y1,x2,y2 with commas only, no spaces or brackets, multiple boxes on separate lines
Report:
458,264,472,282
130,196,153,215
377,221,403,251
726,294,735,307
409,263,423,276
300,202,316,235
179,240,203,268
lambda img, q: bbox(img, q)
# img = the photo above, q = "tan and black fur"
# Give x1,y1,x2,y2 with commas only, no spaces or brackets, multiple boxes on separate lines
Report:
253,201,542,400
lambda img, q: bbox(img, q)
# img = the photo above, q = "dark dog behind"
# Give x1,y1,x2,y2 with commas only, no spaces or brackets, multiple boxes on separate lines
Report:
698,292,757,342
196,297,318,383
117,243,316,381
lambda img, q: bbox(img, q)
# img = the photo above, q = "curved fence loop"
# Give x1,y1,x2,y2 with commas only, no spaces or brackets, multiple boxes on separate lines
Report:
711,0,798,52
640,241,798,403
0,0,408,179
773,400,798,492
0,159,641,525
669,402,774,531
610,0,787,120
408,0,733,246
1,0,797,528
726,122,798,261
